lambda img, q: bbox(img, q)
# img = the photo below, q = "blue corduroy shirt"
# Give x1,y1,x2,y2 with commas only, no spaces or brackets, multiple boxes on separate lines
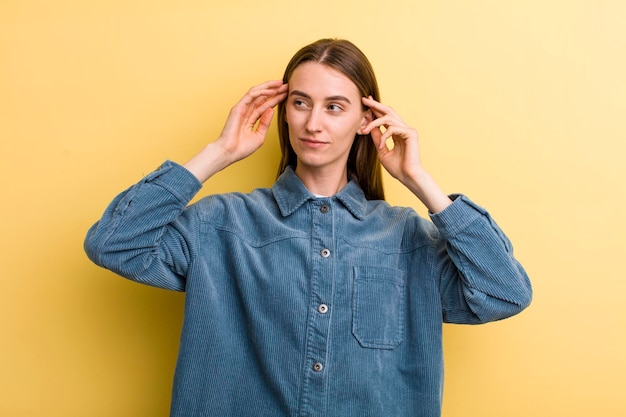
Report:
85,160,532,417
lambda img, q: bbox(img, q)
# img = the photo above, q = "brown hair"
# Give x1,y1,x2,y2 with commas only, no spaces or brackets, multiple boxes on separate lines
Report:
276,38,385,201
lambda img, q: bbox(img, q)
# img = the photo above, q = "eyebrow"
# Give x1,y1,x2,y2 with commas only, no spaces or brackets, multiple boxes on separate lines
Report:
289,90,352,104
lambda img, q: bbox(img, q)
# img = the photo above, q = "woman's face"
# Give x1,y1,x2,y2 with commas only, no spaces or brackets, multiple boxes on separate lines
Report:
285,62,369,177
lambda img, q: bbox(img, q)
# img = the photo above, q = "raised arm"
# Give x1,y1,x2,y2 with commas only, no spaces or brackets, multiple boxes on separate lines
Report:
361,96,451,213
185,80,288,182
84,80,287,290
361,96,531,321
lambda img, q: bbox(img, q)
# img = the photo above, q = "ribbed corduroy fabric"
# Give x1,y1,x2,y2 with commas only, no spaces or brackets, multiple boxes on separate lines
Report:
85,161,532,417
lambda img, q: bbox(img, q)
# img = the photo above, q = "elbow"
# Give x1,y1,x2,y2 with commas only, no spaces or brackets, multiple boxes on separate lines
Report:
84,223,104,267
484,265,534,322
444,290,532,324
83,225,186,292
463,282,533,324
83,222,130,274
507,270,534,317
84,222,116,270
518,285,533,311
480,286,533,323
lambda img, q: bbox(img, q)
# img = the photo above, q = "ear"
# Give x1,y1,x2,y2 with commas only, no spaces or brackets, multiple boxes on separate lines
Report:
357,108,373,135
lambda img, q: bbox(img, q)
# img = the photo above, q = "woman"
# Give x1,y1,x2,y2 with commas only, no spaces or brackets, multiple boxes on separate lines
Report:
85,38,532,417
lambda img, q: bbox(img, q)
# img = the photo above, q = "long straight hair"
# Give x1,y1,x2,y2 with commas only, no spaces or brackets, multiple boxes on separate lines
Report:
276,39,385,201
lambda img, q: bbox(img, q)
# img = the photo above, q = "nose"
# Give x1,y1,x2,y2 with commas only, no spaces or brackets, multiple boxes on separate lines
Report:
305,107,322,133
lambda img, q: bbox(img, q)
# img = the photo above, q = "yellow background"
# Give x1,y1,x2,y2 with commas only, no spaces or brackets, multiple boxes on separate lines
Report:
2,0,625,416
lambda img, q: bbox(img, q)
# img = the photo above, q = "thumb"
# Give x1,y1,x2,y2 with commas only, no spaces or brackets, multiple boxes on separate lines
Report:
369,127,387,151
255,107,275,138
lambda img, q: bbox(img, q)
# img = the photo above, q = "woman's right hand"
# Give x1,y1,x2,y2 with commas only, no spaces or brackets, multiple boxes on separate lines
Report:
217,80,288,164
184,80,288,182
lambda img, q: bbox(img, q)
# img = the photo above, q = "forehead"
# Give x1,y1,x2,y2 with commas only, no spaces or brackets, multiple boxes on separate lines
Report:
289,62,360,98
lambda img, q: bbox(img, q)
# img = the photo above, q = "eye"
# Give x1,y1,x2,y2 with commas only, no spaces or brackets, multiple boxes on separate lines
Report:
327,103,343,112
293,99,309,109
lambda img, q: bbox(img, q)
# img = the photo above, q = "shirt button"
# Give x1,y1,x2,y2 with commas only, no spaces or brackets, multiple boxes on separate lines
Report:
320,248,330,258
320,204,329,213
312,362,324,372
317,304,329,314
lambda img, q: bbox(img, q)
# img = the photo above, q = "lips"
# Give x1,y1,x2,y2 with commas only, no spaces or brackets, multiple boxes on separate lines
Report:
300,138,328,148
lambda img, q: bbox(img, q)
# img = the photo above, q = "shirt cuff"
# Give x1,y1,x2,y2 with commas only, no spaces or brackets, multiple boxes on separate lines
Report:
142,160,203,204
429,194,488,239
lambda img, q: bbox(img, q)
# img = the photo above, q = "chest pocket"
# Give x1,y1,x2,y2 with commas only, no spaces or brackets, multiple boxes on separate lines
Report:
352,266,406,349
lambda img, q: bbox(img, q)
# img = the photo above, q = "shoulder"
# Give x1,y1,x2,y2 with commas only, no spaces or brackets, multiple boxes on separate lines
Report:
188,186,305,245
359,199,441,249
191,187,275,220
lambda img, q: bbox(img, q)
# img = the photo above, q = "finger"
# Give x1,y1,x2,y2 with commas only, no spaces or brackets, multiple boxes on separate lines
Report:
362,116,391,133
378,127,398,148
362,96,396,118
262,85,289,107
362,97,411,138
248,83,288,111
240,82,288,108
246,90,287,128
249,82,288,100
361,115,406,138
255,107,275,138
382,124,414,140
367,124,398,150
236,84,287,128
249,79,285,94
368,124,387,151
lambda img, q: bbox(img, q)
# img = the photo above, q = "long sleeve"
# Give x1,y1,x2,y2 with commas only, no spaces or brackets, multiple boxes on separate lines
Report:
84,161,203,291
429,195,533,324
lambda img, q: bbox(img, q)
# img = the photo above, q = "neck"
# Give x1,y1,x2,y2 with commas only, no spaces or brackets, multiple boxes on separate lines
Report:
294,165,348,197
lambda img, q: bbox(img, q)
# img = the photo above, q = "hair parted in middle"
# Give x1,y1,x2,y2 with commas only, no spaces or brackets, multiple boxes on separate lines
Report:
276,38,385,201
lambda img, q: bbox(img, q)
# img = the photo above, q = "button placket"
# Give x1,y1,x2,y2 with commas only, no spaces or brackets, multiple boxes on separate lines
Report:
299,199,333,413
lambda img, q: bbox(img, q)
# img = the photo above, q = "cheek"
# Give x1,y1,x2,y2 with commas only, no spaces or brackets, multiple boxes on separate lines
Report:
331,118,360,140
285,107,299,127
285,110,300,144
285,110,296,134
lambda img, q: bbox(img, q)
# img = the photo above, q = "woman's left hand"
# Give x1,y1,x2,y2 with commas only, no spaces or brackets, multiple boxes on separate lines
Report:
360,96,423,186
361,96,452,213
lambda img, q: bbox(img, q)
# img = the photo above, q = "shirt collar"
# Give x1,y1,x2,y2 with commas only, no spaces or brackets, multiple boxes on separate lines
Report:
272,167,367,220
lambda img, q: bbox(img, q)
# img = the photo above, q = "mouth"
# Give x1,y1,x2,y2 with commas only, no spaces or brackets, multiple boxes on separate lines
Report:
300,138,328,148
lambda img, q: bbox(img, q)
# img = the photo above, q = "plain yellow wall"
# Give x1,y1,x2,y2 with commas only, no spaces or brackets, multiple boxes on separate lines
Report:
2,0,625,416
